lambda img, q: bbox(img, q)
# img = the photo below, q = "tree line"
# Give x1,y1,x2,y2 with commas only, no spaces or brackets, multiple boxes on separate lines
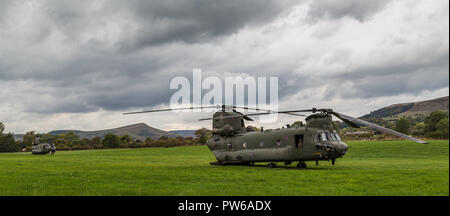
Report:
0,122,212,153
1,111,448,152
338,111,449,140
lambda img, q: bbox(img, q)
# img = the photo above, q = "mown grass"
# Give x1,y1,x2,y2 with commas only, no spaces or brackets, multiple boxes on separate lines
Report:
0,140,448,196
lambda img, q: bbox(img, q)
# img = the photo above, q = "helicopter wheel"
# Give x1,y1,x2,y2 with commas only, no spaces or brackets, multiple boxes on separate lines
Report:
297,162,307,169
267,162,277,168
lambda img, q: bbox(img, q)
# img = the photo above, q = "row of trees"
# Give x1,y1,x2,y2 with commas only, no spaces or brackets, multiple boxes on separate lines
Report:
0,122,212,153
394,111,449,138
339,111,449,140
1,111,448,152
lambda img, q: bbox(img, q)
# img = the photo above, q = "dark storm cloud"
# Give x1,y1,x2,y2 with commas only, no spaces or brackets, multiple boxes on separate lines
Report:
123,0,295,50
0,0,448,120
17,57,186,113
38,0,296,51
307,0,392,22
0,0,15,19
0,0,297,114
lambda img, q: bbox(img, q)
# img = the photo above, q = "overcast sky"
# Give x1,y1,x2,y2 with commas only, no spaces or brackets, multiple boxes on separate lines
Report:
0,0,448,133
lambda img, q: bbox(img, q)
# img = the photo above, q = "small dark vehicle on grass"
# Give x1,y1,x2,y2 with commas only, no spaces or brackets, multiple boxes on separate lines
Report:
32,138,56,155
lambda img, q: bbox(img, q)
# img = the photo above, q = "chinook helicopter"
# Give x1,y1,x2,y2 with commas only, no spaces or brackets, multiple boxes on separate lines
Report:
124,105,426,168
31,137,56,155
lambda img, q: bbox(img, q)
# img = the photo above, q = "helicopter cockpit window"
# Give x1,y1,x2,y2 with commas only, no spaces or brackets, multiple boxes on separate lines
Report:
334,132,341,141
329,132,337,141
320,133,327,141
325,132,333,141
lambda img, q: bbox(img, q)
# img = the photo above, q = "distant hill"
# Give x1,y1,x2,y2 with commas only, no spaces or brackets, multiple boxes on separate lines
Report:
13,134,25,141
48,123,178,140
361,96,449,120
169,130,196,138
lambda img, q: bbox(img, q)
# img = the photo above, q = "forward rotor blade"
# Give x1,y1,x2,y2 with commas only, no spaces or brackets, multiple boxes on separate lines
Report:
332,112,428,144
123,105,220,115
231,107,304,121
231,106,274,112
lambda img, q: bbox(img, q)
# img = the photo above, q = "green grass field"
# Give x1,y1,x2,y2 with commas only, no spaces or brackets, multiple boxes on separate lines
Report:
0,140,448,196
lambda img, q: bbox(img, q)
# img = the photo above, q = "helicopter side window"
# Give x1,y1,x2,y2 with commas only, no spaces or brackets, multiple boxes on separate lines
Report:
295,135,303,148
227,143,232,150
314,135,320,143
276,139,281,146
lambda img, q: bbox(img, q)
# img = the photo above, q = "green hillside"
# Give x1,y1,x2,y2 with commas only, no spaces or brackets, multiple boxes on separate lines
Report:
361,96,449,120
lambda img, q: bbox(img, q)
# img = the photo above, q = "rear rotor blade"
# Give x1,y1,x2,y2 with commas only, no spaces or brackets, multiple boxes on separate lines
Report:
199,111,306,121
332,112,427,144
125,105,280,115
199,112,271,121
234,110,254,121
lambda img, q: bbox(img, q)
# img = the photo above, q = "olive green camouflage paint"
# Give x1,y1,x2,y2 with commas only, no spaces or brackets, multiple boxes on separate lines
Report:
207,111,348,165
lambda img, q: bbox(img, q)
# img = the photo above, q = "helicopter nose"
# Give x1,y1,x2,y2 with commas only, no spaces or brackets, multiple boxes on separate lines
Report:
336,142,349,155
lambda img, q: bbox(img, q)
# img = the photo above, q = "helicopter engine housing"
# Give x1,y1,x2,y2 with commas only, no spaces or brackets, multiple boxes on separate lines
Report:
212,124,234,137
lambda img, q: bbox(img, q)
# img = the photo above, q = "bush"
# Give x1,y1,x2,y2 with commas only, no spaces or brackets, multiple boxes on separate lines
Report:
94,144,103,149
24,146,32,152
0,133,19,152
71,145,82,150
61,146,71,151
119,143,129,148
425,131,449,139
394,118,411,134
102,134,120,148
71,145,89,150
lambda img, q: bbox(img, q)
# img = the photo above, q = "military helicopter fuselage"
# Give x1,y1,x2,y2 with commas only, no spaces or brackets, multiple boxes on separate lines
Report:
124,104,426,168
206,111,348,167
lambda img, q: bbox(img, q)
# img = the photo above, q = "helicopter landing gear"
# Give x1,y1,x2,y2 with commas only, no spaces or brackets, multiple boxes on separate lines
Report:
297,161,307,169
267,162,277,168
210,161,223,166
